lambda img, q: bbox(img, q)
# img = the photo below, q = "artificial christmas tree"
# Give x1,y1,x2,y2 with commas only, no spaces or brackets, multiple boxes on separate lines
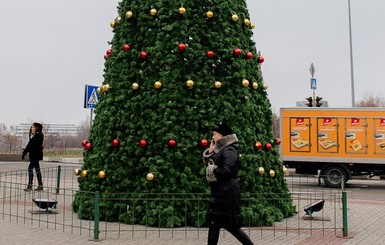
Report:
73,0,294,228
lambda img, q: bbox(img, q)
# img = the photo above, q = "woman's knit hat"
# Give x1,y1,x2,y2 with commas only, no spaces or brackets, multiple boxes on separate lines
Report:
212,121,233,136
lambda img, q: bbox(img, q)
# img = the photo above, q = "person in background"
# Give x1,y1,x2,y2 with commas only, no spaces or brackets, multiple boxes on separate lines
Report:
22,122,44,191
202,121,254,245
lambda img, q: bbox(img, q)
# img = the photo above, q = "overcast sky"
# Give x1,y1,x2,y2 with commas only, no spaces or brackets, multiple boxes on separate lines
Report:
1,0,384,126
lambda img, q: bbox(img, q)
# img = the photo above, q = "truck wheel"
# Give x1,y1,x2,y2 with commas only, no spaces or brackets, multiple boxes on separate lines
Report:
322,166,347,188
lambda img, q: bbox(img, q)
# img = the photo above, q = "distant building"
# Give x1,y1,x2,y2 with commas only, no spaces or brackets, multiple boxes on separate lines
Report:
15,123,80,137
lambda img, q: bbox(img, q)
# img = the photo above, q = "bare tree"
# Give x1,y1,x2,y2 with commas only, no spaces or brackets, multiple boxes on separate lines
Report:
0,125,21,152
356,93,385,107
272,109,280,139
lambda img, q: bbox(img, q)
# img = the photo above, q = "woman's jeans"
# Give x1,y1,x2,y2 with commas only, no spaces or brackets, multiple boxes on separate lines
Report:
27,160,43,186
207,221,254,245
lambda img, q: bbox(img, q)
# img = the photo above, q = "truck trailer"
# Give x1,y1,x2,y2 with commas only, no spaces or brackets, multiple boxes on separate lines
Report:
280,107,385,187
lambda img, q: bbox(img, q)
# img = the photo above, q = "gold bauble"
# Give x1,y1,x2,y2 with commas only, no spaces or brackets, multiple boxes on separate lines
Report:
154,81,162,89
250,22,255,29
253,82,259,90
132,83,139,90
186,80,194,88
258,167,265,175
73,168,81,176
269,169,275,177
150,8,157,16
263,82,269,90
231,14,239,22
98,170,106,179
116,16,121,23
110,20,116,28
81,170,88,178
206,11,214,18
96,87,101,94
178,7,186,15
146,172,154,181
283,166,289,175
102,84,110,92
244,18,250,26
126,11,133,19
214,81,222,89
242,79,249,88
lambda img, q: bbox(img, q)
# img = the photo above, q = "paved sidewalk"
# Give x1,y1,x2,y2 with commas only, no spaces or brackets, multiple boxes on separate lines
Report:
1,161,385,244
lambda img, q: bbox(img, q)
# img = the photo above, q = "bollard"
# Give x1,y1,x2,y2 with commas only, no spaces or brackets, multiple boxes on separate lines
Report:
56,165,61,194
94,191,100,240
342,191,348,237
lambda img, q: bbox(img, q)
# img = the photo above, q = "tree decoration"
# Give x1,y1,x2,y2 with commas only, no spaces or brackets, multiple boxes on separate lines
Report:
146,172,155,181
269,169,275,177
96,87,102,94
253,82,259,90
132,83,139,90
250,22,256,29
102,84,110,92
206,50,214,58
123,44,130,51
283,166,289,175
111,139,119,148
206,10,214,18
234,48,242,57
104,54,109,60
85,142,92,151
98,170,106,179
140,51,148,60
255,141,263,150
258,167,265,175
126,11,133,19
244,18,250,26
276,138,282,145
200,139,209,147
81,140,88,147
139,139,148,148
106,49,112,55
265,143,272,151
73,168,81,176
186,79,194,88
242,79,249,88
178,6,186,15
178,43,186,52
110,20,116,28
168,139,177,147
257,52,264,63
246,52,253,59
214,81,222,89
150,8,157,16
231,14,239,22
154,81,162,89
81,170,88,178
263,82,269,90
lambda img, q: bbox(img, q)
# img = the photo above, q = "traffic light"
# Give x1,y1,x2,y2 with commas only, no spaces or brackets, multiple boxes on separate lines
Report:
306,97,313,107
316,96,323,107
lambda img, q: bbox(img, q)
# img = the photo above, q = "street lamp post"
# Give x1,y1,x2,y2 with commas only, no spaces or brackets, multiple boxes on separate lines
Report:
348,0,356,107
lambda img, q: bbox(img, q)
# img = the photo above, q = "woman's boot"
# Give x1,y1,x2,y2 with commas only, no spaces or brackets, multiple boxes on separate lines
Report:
23,184,32,191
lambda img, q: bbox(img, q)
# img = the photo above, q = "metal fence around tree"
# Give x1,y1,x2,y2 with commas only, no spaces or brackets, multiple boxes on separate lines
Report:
0,166,348,241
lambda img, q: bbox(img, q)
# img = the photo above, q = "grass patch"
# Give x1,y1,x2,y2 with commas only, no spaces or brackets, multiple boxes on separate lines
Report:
44,148,83,158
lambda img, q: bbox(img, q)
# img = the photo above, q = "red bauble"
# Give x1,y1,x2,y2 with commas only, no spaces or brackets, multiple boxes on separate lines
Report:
112,139,119,147
104,54,109,60
139,139,147,148
140,51,148,59
168,139,177,147
234,48,242,57
178,43,186,51
200,139,209,147
255,141,262,150
81,140,88,147
123,44,130,51
246,52,253,59
276,138,282,145
265,143,272,150
258,55,265,63
106,49,112,55
206,50,214,59
85,143,92,151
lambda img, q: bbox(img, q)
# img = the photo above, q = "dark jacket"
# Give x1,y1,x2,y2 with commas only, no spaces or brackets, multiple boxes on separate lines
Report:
203,134,242,227
23,132,44,161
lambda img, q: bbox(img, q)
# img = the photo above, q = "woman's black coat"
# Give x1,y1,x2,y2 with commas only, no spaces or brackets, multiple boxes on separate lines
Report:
22,132,44,161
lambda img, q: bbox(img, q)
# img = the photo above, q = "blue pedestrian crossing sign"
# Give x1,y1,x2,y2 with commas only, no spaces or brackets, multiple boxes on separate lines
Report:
310,78,317,90
84,85,100,109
